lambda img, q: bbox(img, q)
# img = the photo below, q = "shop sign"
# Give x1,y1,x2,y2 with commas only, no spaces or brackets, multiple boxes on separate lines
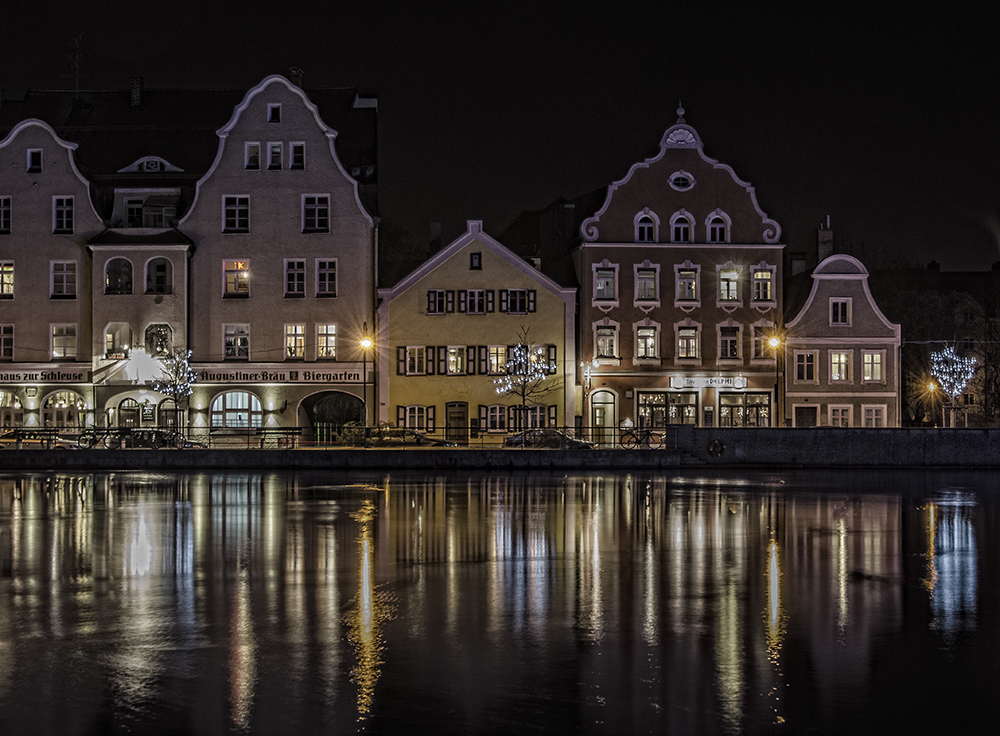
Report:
0,368,90,383
194,363,364,384
670,375,748,390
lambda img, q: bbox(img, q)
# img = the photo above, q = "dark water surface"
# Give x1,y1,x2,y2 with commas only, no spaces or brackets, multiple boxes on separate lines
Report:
1,469,998,735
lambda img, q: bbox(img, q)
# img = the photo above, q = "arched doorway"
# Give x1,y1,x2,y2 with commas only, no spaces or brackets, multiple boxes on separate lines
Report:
42,390,86,428
302,391,363,444
590,390,616,447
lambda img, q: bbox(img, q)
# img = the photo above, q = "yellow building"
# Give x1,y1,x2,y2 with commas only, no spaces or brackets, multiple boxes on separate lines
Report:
377,221,576,444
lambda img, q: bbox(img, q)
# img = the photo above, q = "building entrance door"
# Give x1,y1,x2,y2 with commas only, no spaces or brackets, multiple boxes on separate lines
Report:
794,406,818,427
590,390,616,446
445,402,468,444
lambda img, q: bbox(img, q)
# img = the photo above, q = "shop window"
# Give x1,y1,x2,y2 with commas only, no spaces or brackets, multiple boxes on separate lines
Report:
210,390,263,428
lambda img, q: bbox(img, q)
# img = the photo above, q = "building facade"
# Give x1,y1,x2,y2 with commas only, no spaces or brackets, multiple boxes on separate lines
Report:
377,221,576,444
784,254,902,427
575,109,785,440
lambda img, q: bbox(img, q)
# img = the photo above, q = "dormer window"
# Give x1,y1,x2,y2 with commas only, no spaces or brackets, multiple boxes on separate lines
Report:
709,217,727,243
27,149,42,173
267,103,281,123
670,211,694,243
637,216,655,242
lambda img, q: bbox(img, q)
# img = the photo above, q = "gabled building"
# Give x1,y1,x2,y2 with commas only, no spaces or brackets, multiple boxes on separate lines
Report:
377,221,576,444
575,108,785,438
784,254,901,427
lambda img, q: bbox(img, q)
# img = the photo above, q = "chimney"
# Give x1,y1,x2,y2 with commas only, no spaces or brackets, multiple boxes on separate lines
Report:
289,67,304,87
817,215,834,263
429,221,442,254
130,77,143,108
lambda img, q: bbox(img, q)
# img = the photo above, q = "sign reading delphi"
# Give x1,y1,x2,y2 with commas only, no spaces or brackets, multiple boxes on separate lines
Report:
670,375,748,390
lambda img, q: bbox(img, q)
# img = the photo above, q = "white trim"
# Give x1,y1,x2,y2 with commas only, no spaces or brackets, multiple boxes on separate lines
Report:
674,260,701,311
633,208,660,242
704,208,731,243
633,261,660,309
669,209,695,243
828,404,853,427
668,170,696,191
592,259,619,310
715,261,743,311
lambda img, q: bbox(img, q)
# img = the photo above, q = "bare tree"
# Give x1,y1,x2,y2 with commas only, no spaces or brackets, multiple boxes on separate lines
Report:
493,326,561,432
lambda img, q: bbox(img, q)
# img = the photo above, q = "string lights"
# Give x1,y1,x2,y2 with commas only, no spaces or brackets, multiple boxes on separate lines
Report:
930,346,976,401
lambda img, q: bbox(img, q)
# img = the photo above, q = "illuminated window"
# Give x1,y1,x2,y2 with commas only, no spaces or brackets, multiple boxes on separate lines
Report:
488,346,507,374
0,262,13,298
636,326,657,358
677,268,698,301
636,268,657,301
211,390,262,428
406,346,426,375
596,326,617,359
285,324,304,359
595,268,616,300
678,327,698,359
52,324,77,359
830,351,850,382
719,269,739,301
447,346,465,375
753,269,773,302
863,351,883,382
317,325,336,359
224,260,250,297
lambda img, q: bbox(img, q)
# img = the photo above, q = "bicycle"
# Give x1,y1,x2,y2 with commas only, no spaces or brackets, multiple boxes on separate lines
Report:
620,427,663,449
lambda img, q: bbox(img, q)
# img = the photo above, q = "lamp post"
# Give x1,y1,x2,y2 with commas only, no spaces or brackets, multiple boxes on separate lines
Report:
769,336,781,428
361,322,373,447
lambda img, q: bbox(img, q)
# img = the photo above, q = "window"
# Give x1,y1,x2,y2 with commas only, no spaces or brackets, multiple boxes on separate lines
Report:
719,268,739,301
636,326,657,359
105,323,131,358
317,325,336,359
831,298,851,326
486,404,506,432
830,406,852,427
708,217,728,243
678,327,698,359
465,289,486,314
105,258,133,294
406,346,426,375
720,326,740,359
290,143,305,170
285,324,304,359
51,261,76,298
0,262,12,298
636,215,655,242
211,391,262,428
636,268,657,301
52,324,77,359
224,324,250,359
447,346,465,375
223,196,249,233
224,260,250,297
145,324,171,356
488,346,506,374
245,143,260,170
146,258,172,294
752,269,773,302
671,212,692,242
595,268,616,301
302,194,330,233
863,406,885,428
267,142,282,170
830,351,850,382
669,171,694,190
504,289,530,314
267,103,281,123
677,267,698,302
0,197,10,233
285,259,305,297
27,149,42,173
125,197,143,227
863,351,884,382
596,326,617,359
53,197,74,234
316,259,337,297
427,289,446,314
796,352,816,382
404,406,427,430
470,252,482,270
0,325,12,360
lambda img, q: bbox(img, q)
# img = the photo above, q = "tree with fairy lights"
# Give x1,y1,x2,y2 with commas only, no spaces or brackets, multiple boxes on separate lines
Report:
150,349,197,432
930,346,977,427
493,326,560,432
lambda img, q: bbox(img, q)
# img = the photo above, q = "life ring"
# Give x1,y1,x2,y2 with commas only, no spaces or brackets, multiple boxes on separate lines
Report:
707,439,725,457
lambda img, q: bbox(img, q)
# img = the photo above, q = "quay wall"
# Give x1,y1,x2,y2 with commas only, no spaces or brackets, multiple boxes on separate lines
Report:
1,428,999,471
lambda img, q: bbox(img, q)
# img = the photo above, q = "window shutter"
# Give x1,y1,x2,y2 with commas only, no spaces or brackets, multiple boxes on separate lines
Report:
508,345,516,371
427,405,436,433
458,290,467,313
479,404,487,428
438,346,446,375
500,289,509,313
467,346,476,375
528,290,536,312
426,290,434,313
396,405,405,427
486,290,495,312
446,290,455,312
397,346,406,375
425,346,436,375
548,404,558,427
547,345,557,375
478,346,488,374
507,405,518,430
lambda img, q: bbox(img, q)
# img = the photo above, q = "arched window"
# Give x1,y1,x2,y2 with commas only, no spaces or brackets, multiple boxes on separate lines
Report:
42,390,86,428
145,324,172,356
211,391,262,428
146,258,173,294
633,209,659,243
118,398,141,427
105,258,133,295
0,390,23,427
670,211,694,243
708,217,727,243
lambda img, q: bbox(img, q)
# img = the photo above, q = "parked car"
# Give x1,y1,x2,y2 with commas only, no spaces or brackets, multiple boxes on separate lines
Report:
0,429,78,449
379,428,457,447
503,428,595,449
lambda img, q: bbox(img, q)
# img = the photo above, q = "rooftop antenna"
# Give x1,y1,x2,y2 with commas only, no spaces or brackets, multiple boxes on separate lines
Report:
63,34,86,101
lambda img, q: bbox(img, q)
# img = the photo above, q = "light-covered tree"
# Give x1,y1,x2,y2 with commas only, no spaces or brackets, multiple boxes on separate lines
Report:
493,326,559,431
931,346,977,427
150,349,197,429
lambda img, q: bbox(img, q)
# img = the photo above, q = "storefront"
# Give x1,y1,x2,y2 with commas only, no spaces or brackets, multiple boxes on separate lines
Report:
0,366,94,429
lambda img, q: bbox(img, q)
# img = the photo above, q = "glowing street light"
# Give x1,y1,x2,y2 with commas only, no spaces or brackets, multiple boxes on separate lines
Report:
769,336,781,427
360,323,373,447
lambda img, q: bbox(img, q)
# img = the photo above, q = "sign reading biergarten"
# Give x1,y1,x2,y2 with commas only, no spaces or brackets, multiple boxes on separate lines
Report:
194,364,364,384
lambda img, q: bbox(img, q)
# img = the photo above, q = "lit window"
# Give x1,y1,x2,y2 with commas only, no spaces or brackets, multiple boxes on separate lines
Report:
267,142,282,170
677,268,698,301
53,197,74,234
488,346,506,374
708,217,727,243
447,346,465,375
831,298,851,326
290,143,305,170
316,259,337,297
245,143,260,170
211,390,262,428
285,324,305,359
0,262,13,298
596,326,617,359
224,324,250,359
720,326,740,359
317,325,336,359
51,261,76,298
595,268,616,300
636,327,657,358
0,197,10,234
863,351,883,382
223,196,249,233
224,260,250,297
637,215,655,242
678,327,698,359
636,268,657,301
406,346,426,375
753,269,773,301
285,260,305,297
830,351,850,381
52,324,77,359
719,269,739,301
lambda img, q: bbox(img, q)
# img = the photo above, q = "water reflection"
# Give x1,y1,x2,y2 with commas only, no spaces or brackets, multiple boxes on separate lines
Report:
0,470,999,734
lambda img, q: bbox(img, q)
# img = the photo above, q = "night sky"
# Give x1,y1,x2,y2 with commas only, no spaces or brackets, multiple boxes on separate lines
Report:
3,3,997,269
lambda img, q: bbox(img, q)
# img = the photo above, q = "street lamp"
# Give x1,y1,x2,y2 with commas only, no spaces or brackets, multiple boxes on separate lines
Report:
769,336,781,427
361,322,373,446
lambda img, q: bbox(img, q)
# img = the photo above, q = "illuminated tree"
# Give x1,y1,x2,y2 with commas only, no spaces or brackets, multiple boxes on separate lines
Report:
493,326,559,431
150,349,197,429
931,346,977,402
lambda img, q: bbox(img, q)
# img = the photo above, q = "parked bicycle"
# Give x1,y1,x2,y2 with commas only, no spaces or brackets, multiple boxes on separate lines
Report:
619,427,664,449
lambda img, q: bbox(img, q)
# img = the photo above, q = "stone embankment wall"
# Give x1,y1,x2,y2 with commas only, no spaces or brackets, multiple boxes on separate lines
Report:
2,428,998,471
